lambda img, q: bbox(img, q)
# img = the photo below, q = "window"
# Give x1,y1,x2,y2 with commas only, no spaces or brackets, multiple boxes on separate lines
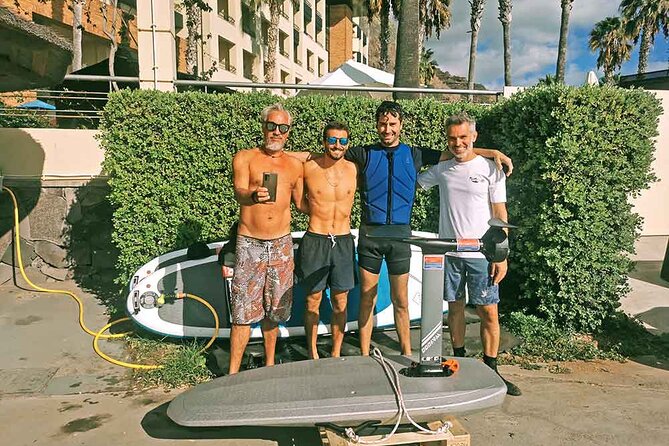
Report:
218,36,236,73
280,69,290,94
293,30,301,65
304,1,313,35
243,50,257,81
318,58,324,77
261,18,270,46
279,30,289,57
306,49,314,73
217,0,234,24
315,12,323,39
281,0,289,19
241,3,255,37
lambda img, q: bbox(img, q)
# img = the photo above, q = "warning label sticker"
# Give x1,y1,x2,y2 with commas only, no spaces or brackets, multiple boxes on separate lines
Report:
423,255,444,270
457,239,480,252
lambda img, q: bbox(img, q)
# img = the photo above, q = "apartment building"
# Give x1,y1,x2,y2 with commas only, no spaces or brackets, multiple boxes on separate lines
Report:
204,0,328,88
2,0,369,94
352,16,368,65
0,0,138,72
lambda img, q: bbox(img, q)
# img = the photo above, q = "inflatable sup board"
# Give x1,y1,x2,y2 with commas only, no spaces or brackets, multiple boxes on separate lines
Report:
126,230,446,339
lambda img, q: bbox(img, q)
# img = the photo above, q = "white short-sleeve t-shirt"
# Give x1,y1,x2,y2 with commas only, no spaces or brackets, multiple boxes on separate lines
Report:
418,155,506,258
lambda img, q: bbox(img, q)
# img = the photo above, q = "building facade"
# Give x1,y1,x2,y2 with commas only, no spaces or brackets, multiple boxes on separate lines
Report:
204,0,329,87
1,0,370,94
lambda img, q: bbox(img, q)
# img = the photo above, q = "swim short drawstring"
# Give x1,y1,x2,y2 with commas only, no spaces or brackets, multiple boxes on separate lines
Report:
328,233,337,248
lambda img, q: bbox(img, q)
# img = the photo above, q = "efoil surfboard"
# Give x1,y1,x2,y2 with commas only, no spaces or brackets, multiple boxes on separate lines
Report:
167,355,507,427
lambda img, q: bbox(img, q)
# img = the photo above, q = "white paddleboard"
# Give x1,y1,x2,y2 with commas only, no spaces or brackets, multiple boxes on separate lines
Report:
126,230,446,339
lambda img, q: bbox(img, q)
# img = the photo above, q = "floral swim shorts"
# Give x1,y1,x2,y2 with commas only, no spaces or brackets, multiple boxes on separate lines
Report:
230,233,293,324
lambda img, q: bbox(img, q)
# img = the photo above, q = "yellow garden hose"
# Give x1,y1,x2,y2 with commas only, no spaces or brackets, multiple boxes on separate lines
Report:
2,185,219,369
93,293,219,370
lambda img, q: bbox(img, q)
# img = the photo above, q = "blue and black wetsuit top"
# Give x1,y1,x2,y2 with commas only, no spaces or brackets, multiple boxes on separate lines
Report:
345,143,441,227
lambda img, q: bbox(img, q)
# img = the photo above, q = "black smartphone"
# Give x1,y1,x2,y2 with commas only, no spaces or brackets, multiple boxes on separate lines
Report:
262,172,278,202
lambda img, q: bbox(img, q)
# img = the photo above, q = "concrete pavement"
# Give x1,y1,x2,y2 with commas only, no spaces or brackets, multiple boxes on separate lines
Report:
0,236,667,445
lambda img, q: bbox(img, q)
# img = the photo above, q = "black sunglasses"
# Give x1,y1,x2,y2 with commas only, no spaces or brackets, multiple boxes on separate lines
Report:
264,121,290,134
326,136,349,146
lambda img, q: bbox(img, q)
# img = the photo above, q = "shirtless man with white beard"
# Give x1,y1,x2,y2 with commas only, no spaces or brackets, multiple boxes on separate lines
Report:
229,103,304,374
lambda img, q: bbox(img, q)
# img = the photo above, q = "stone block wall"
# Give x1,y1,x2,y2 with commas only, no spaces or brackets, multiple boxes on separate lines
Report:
0,181,118,293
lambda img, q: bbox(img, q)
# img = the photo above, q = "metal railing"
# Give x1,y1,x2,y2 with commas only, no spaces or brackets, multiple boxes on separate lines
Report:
1,75,503,128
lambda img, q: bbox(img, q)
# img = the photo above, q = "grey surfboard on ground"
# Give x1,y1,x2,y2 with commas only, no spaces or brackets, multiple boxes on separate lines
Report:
167,355,506,427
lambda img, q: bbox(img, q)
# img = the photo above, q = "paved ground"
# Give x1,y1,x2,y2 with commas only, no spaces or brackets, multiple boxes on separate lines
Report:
0,237,667,445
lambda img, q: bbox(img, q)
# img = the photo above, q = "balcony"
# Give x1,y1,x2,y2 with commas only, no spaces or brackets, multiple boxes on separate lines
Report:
218,12,235,25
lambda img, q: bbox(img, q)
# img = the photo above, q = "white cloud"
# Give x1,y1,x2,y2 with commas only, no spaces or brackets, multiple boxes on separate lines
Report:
426,0,634,88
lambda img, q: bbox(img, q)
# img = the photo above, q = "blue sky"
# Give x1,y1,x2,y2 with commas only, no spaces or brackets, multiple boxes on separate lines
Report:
426,0,668,90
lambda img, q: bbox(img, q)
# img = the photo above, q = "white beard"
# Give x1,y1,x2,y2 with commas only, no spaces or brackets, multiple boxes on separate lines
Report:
264,141,285,153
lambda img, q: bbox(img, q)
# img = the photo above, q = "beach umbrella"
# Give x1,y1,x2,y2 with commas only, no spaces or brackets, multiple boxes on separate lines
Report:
17,99,56,110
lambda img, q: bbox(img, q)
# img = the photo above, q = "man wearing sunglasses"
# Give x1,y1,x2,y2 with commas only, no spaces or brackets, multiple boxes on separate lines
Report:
296,121,358,359
229,103,305,374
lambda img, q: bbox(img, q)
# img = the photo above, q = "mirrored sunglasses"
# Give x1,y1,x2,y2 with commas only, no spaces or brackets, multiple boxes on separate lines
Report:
264,121,290,134
326,136,349,146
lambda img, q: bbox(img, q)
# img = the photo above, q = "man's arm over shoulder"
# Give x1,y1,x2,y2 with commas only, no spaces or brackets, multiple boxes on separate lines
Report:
344,145,366,168
286,151,312,163
473,147,513,176
417,163,440,190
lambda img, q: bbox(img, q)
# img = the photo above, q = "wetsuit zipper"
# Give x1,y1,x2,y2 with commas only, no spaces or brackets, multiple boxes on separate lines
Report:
387,150,393,224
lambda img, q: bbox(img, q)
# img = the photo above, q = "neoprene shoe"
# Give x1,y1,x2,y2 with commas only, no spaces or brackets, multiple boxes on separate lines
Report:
503,378,522,396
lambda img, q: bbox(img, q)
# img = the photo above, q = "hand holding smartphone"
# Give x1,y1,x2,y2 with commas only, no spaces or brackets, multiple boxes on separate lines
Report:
262,172,278,202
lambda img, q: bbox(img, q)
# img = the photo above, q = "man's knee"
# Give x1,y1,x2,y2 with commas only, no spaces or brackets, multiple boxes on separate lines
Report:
476,304,498,323
306,292,323,311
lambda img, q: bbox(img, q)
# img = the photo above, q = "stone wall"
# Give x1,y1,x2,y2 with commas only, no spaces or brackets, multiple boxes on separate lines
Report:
0,181,118,294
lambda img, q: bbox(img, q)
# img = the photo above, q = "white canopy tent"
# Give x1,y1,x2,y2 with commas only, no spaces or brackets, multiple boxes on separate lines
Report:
299,59,394,98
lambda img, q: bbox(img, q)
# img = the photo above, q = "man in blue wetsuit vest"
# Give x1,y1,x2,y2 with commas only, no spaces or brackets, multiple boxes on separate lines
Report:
344,101,513,356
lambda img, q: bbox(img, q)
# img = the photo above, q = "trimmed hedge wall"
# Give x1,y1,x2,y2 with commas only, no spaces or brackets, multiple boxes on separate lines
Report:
100,86,660,331
480,85,660,331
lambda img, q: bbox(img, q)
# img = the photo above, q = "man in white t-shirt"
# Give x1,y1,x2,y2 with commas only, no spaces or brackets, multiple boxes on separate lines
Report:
418,113,521,396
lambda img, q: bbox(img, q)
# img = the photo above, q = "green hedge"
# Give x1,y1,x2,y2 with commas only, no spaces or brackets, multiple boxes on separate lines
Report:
101,91,482,286
100,87,660,332
480,85,660,332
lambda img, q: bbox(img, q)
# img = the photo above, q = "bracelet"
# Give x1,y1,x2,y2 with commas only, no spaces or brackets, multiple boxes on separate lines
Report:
251,191,260,204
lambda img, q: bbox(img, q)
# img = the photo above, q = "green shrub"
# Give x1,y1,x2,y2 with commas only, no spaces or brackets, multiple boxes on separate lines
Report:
503,311,622,361
101,91,487,286
481,85,660,332
101,87,659,335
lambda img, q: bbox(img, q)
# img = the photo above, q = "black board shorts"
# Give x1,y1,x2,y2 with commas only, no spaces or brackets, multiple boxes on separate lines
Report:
357,224,411,275
295,231,357,294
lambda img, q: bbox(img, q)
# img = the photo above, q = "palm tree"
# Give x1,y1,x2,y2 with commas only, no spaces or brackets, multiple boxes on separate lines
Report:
367,1,399,71
184,0,211,76
394,0,421,98
72,0,85,71
368,1,450,71
467,0,487,93
420,48,439,85
619,0,669,75
589,17,633,84
498,0,513,86
556,0,574,83
419,0,452,55
262,1,283,84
